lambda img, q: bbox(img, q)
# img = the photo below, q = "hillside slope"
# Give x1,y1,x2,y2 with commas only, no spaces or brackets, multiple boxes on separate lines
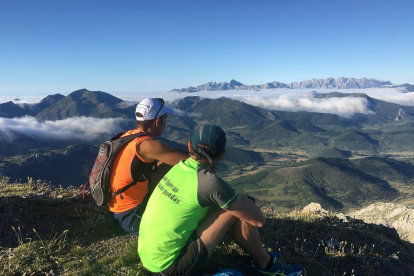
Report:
229,157,413,211
0,179,413,276
0,94,65,118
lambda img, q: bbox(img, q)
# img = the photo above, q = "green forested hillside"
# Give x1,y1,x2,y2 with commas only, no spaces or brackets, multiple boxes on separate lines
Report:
35,89,132,120
162,96,414,154
229,157,413,211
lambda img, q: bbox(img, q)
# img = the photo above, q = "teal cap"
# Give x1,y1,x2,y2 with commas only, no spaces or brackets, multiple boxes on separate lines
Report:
192,124,226,156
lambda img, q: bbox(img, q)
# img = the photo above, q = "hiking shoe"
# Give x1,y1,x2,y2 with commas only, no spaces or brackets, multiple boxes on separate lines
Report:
247,252,305,276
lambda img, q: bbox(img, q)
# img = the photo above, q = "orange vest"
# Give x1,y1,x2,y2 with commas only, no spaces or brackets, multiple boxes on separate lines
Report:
108,129,153,213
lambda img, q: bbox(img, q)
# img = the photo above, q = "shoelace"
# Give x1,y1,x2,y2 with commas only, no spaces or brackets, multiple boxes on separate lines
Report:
272,256,292,270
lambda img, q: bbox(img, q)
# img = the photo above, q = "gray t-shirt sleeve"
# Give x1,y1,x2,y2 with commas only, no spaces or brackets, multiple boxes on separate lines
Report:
197,169,238,209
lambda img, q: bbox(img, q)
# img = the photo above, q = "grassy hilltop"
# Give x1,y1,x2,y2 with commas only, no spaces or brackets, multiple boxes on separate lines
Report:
1,178,413,276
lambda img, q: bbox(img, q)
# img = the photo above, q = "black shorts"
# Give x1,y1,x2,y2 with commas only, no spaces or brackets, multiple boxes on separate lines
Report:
112,194,151,235
154,232,209,276
112,203,145,235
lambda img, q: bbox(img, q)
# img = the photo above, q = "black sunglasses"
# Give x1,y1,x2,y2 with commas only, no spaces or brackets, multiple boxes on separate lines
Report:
154,98,165,119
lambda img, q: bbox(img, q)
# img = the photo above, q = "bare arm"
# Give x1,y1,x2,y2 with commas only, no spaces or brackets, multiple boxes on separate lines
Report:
226,194,265,228
138,139,187,165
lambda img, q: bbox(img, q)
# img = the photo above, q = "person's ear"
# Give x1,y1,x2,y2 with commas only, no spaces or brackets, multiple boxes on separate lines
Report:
209,150,226,173
216,150,226,162
188,141,193,152
211,150,227,165
155,116,163,127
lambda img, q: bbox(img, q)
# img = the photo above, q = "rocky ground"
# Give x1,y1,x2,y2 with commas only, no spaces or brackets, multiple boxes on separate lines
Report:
1,178,414,276
349,202,414,243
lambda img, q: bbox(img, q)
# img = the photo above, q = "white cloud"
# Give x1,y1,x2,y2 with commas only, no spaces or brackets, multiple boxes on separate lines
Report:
172,108,201,118
235,93,375,117
2,87,413,118
109,88,413,118
0,95,47,104
115,101,136,109
0,116,126,142
345,87,414,106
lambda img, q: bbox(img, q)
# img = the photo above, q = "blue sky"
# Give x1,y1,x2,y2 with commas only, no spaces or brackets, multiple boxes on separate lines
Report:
1,0,413,95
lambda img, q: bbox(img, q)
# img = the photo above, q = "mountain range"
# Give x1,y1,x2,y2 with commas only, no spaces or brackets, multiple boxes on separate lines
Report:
170,77,394,92
1,89,413,213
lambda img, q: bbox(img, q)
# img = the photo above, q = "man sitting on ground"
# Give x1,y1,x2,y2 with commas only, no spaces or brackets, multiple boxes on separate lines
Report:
138,124,305,276
109,98,187,235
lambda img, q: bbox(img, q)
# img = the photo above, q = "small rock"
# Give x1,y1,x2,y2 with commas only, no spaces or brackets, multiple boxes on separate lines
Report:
56,195,63,199
336,213,349,222
302,202,328,217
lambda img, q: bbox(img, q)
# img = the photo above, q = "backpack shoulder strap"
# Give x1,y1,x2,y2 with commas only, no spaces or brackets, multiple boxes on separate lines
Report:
109,131,150,198
110,131,145,143
111,180,136,198
108,132,148,159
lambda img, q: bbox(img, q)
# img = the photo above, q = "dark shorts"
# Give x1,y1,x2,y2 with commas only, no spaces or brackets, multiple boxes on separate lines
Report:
112,202,145,235
154,232,209,276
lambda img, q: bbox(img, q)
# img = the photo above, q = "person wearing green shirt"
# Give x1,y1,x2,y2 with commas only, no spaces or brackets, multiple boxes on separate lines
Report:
138,124,305,276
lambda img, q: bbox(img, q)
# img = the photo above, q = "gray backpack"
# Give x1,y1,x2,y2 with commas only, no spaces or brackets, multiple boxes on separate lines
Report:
84,132,146,206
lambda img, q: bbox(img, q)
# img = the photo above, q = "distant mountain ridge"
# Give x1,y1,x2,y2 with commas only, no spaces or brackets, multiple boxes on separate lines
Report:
0,90,135,121
35,89,133,121
0,94,64,118
170,77,393,92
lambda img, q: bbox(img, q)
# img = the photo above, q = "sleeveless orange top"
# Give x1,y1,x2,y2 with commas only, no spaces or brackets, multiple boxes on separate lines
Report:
108,129,153,213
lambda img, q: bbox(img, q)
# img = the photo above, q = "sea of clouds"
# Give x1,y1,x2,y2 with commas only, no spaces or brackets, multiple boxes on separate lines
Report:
0,87,413,142
0,116,126,142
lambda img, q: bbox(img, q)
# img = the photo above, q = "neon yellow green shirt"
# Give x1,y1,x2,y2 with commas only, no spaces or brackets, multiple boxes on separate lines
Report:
138,158,237,272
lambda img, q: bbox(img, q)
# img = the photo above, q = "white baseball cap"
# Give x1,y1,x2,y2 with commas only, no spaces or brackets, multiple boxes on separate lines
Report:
135,98,174,121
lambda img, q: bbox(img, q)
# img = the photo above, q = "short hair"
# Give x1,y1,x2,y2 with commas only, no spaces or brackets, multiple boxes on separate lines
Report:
136,112,155,129
136,113,167,129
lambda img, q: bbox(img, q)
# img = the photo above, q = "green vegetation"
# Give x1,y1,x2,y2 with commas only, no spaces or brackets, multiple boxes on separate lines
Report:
3,94,414,188
223,147,264,164
0,145,97,188
1,178,413,276
229,157,414,212
35,89,131,121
